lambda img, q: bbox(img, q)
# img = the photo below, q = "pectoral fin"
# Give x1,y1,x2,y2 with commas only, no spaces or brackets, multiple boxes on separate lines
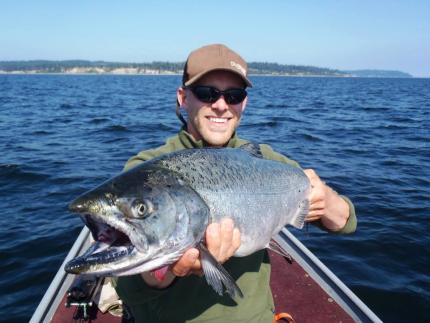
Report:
198,243,243,299
291,198,309,229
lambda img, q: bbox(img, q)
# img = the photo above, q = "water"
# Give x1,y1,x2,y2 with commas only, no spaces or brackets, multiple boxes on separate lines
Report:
0,74,429,322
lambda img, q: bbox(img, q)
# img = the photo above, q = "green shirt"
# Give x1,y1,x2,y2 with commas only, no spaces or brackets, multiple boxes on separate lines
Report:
114,129,357,323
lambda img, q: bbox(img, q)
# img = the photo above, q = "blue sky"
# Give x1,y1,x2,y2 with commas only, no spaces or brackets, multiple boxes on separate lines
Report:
1,0,429,77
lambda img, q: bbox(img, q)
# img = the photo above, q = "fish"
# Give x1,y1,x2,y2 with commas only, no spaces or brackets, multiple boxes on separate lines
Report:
65,144,310,298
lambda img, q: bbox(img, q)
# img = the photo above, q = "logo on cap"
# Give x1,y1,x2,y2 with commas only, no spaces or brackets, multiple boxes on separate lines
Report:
230,61,246,76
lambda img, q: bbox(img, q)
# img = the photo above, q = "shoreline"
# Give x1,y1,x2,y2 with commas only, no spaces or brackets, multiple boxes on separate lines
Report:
0,71,359,78
0,72,420,78
0,61,414,78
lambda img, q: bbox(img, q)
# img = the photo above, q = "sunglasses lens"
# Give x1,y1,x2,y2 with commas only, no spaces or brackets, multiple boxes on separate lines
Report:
191,86,247,104
192,86,220,103
224,89,247,104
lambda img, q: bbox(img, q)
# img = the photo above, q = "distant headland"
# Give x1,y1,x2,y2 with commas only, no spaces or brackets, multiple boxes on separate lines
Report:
0,60,413,78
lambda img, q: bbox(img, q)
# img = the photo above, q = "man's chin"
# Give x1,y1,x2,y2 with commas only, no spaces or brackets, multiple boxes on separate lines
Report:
202,131,233,147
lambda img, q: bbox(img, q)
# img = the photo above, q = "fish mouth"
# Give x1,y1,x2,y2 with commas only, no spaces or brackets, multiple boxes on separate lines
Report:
65,213,139,275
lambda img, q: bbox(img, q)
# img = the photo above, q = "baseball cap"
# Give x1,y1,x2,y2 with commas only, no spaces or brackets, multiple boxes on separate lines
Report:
182,44,253,88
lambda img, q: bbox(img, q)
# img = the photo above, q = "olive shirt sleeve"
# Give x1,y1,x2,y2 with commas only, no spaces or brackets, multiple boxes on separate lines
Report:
259,144,357,234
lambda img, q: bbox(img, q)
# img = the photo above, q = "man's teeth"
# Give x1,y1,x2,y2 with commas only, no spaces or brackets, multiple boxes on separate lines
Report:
208,117,228,123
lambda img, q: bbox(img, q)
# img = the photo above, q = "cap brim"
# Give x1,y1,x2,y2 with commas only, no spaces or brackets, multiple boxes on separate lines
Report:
184,68,253,88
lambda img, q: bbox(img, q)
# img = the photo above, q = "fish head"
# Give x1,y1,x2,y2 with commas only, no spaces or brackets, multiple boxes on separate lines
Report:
65,167,210,276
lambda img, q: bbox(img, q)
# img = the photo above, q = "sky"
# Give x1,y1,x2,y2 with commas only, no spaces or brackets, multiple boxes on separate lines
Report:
1,0,429,77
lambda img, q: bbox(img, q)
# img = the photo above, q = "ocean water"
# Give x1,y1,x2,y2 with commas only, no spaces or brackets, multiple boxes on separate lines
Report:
0,74,429,322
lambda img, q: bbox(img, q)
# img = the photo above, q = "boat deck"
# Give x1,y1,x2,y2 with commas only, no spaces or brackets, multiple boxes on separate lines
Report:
49,251,353,323
32,227,380,322
270,251,353,322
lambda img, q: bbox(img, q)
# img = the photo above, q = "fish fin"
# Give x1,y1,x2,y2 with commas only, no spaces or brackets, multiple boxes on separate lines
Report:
239,142,264,158
198,243,243,299
268,239,293,264
291,198,309,229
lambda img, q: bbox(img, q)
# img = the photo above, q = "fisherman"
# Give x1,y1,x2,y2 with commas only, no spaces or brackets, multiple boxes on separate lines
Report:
114,44,357,322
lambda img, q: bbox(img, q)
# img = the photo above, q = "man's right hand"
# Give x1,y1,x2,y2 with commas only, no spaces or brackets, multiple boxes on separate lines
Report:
172,218,241,277
141,218,241,287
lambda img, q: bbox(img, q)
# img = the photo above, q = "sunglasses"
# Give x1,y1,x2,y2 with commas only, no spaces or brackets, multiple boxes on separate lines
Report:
188,86,247,105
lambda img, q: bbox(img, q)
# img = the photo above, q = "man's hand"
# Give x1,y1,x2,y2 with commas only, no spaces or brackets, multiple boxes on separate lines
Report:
172,218,241,276
304,169,350,231
141,218,241,287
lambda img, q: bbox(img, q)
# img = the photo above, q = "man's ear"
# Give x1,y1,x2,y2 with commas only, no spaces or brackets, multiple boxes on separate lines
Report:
177,87,186,108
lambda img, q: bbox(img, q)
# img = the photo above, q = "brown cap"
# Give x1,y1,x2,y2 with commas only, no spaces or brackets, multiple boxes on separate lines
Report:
182,44,252,87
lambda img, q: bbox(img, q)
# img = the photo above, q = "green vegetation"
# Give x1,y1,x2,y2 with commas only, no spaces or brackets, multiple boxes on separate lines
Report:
0,60,412,77
344,69,412,78
0,60,184,73
248,62,346,76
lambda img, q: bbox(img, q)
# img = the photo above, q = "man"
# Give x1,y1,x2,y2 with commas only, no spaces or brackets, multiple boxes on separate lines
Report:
114,44,356,322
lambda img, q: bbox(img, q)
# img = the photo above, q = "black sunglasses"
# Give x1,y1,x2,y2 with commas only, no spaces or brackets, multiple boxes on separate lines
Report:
188,86,247,105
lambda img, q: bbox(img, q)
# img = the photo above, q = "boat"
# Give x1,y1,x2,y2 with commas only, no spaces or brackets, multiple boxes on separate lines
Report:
30,227,382,322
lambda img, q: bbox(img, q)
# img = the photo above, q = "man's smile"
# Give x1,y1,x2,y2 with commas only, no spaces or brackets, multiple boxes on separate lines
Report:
206,116,231,124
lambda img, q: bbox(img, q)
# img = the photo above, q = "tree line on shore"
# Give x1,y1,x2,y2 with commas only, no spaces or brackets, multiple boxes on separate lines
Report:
0,60,346,76
0,60,412,77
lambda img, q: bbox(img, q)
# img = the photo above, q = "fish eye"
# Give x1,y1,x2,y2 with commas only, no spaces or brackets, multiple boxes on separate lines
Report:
133,199,153,218
137,203,147,216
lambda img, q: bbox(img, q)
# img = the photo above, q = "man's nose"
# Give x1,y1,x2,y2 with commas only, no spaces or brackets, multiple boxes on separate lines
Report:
211,95,229,111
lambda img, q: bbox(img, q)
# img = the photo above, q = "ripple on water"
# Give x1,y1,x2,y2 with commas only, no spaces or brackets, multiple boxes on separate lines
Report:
1,75,429,322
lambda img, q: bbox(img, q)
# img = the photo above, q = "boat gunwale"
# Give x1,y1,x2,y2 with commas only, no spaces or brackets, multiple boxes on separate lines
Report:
274,228,382,323
30,226,382,323
30,227,91,323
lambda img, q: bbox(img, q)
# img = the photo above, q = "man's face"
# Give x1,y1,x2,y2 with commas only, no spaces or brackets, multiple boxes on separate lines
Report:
177,70,248,147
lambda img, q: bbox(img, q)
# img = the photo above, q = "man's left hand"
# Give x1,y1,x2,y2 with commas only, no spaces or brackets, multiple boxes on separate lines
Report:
303,169,350,231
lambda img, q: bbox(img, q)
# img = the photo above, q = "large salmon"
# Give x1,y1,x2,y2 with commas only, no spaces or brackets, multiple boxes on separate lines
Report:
65,144,310,297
